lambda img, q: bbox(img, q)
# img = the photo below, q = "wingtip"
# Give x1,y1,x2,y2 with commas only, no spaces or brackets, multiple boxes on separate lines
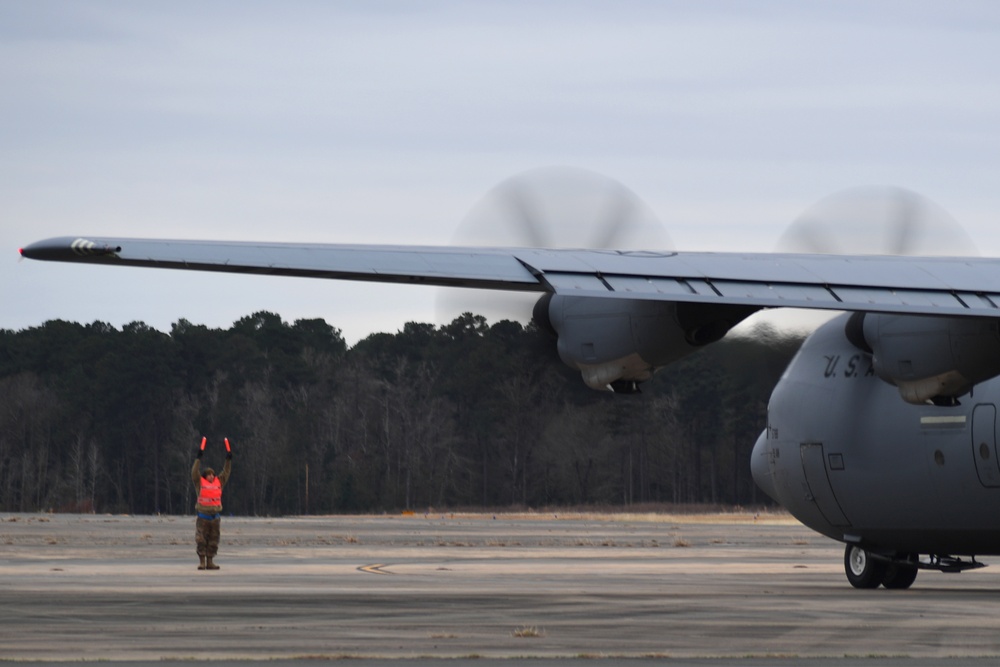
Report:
19,241,42,260
20,237,122,261
19,238,61,260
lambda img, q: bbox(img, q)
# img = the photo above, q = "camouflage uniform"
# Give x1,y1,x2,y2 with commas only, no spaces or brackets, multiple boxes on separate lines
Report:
192,456,232,569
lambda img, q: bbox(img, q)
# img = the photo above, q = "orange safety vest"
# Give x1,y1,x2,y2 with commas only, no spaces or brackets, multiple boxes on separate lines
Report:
199,476,222,507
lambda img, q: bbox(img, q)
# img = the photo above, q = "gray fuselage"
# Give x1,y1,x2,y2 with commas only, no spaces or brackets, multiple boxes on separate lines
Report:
752,312,1000,556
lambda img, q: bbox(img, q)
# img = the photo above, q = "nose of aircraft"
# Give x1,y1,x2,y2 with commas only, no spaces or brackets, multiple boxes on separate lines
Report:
750,429,777,501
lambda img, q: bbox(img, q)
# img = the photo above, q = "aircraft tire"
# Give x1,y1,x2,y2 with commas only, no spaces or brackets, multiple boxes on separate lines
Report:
881,559,919,589
844,545,887,589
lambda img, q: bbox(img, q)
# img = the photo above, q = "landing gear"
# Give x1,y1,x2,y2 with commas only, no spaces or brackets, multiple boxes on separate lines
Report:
844,545,919,589
881,557,919,589
843,546,989,588
845,545,887,588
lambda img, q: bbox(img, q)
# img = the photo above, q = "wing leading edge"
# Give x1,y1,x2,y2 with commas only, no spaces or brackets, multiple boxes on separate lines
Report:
20,236,1000,318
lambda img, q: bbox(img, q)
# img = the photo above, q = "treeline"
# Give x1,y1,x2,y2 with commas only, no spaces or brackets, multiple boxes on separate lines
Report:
0,312,803,515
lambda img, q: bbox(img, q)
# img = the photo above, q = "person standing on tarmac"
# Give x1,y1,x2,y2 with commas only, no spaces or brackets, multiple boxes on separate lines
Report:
192,437,233,570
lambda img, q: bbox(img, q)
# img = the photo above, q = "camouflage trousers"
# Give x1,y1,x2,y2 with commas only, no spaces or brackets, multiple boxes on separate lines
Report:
195,515,221,557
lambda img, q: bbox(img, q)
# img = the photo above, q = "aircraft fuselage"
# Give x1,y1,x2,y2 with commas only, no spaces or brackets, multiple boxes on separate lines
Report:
752,312,1000,556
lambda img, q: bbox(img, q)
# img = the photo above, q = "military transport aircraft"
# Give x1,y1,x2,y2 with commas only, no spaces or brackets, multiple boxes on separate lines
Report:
20,177,1000,590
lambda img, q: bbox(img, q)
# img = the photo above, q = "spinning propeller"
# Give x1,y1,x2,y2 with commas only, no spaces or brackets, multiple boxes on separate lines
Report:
777,186,977,257
434,166,672,327
757,186,980,337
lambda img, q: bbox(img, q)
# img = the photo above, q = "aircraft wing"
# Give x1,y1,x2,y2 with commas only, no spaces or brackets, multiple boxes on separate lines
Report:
20,235,1000,318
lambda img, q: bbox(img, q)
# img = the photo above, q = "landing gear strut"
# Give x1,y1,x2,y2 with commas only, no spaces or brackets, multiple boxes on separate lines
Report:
844,545,918,589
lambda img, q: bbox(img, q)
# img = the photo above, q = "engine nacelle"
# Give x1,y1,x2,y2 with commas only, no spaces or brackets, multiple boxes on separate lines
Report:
850,312,1000,404
534,294,757,391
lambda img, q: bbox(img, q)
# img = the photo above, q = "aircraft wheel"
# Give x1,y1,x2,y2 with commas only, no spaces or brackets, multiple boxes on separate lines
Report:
881,559,919,589
844,545,887,589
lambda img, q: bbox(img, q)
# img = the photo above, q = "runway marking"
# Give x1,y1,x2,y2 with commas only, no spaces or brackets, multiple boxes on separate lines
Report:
358,563,393,575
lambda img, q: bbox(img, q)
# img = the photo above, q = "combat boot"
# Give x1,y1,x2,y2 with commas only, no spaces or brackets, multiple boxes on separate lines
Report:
206,556,220,570
198,555,207,570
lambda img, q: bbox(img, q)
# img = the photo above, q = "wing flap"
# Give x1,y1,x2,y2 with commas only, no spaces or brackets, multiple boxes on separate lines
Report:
516,249,1000,317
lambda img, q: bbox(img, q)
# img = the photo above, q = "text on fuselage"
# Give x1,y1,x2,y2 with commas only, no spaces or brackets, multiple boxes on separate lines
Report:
823,353,875,379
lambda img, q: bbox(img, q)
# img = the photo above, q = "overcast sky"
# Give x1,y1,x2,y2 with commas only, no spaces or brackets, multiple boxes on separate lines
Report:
4,1,1000,344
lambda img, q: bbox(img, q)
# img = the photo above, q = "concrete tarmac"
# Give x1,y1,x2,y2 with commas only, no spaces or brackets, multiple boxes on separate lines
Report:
4,511,1000,664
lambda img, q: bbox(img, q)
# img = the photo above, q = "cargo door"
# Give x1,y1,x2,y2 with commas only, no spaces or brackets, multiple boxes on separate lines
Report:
972,404,1000,488
800,442,851,527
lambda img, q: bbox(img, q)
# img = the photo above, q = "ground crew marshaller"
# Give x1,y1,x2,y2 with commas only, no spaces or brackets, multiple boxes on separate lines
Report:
192,436,233,570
